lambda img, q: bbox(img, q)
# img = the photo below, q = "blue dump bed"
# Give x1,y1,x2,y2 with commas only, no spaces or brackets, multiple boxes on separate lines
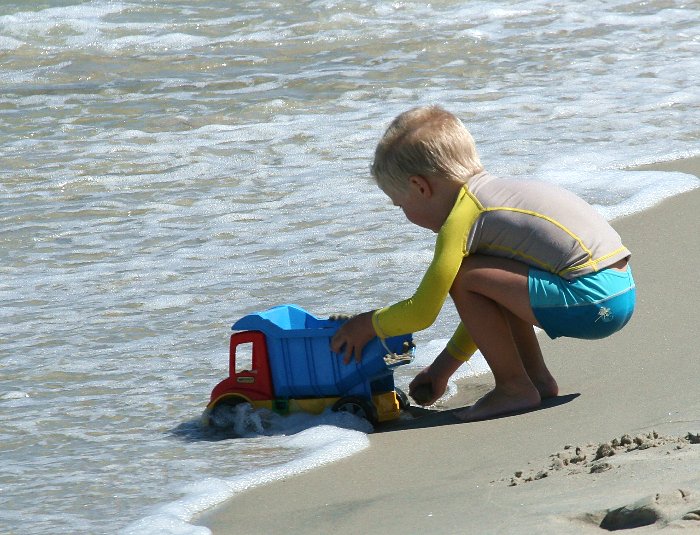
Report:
233,304,413,400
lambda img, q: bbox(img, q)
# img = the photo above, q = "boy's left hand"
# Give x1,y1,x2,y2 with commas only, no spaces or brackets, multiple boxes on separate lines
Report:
330,311,376,364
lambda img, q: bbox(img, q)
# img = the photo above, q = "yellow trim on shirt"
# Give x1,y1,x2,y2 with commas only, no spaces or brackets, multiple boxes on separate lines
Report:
483,206,594,259
560,245,630,275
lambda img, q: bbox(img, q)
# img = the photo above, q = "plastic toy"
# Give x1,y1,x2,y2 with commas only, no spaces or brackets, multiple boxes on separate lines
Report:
202,304,415,425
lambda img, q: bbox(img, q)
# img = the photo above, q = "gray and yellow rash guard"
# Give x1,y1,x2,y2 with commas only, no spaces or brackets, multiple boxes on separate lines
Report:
371,171,631,361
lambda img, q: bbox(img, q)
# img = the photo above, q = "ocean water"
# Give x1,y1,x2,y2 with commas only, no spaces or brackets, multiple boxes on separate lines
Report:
1,1,698,533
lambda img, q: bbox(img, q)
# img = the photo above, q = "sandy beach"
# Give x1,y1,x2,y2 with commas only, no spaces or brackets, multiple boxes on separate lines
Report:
197,158,700,534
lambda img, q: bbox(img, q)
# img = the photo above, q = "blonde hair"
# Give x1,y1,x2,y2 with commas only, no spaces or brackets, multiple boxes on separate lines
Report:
371,105,483,194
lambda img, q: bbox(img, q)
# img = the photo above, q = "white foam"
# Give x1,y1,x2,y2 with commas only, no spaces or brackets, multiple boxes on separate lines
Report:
0,1,125,45
594,171,699,220
120,422,369,535
2,391,30,400
533,159,700,221
0,35,23,50
486,7,533,20
106,33,211,52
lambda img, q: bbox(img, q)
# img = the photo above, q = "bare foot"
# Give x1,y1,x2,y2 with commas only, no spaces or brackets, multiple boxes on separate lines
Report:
531,375,559,399
454,381,541,422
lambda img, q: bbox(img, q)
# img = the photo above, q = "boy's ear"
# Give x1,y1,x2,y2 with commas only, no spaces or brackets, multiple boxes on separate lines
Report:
408,175,433,198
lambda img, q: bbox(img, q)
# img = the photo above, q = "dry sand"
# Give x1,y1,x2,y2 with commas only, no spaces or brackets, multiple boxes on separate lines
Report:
197,159,700,534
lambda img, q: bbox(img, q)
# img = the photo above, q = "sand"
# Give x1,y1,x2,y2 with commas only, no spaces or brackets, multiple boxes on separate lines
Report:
197,159,700,534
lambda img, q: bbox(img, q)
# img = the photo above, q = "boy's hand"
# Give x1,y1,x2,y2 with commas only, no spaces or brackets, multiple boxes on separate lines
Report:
408,348,462,405
408,370,446,406
330,311,376,364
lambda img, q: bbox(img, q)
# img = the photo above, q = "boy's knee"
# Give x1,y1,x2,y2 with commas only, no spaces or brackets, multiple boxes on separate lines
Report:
450,254,531,298
450,257,479,295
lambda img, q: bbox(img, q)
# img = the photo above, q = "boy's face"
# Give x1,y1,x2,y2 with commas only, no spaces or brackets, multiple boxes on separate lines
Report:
384,179,440,232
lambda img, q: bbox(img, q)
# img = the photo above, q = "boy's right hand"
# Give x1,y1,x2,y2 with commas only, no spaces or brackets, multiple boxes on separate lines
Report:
330,311,376,364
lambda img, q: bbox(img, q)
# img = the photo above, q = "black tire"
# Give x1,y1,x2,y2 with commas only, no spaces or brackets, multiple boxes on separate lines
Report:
208,396,250,427
332,397,378,424
395,387,410,410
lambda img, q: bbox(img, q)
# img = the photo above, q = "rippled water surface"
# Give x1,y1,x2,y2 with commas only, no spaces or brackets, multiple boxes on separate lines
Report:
1,1,699,533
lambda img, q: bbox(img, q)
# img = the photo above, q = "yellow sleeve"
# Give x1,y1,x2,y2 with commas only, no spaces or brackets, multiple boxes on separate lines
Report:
446,322,478,362
372,187,482,342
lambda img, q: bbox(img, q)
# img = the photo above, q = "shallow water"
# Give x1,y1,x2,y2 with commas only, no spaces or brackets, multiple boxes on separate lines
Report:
1,1,699,533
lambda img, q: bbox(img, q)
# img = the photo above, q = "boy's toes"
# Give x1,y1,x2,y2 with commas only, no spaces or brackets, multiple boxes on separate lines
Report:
535,377,559,399
454,385,541,422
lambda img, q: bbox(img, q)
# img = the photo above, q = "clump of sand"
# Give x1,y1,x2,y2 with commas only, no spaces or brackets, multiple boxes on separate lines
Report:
382,341,415,367
506,431,699,486
501,431,700,531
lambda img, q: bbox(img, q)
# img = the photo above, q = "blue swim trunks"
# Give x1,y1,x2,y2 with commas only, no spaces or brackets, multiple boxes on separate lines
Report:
528,266,636,340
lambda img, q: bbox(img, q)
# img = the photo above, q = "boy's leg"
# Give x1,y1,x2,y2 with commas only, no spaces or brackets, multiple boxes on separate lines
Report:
449,255,548,421
503,308,558,398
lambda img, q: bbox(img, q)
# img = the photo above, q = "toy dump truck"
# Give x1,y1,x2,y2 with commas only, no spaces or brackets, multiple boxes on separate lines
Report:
203,304,414,425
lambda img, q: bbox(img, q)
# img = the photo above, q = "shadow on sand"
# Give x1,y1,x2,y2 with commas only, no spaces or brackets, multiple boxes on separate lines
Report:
169,393,581,441
374,393,581,433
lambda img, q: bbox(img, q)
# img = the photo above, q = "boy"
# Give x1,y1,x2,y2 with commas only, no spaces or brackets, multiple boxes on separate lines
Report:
330,105,635,422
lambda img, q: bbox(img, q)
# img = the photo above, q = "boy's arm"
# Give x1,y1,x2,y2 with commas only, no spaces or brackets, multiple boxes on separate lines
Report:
372,240,462,338
373,188,481,339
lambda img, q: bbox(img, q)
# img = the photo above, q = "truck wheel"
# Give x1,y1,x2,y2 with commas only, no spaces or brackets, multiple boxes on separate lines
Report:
395,387,410,410
332,397,378,425
208,396,249,428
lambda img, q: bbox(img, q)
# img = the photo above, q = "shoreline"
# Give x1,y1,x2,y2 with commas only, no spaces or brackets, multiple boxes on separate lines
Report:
629,155,700,177
197,158,699,534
